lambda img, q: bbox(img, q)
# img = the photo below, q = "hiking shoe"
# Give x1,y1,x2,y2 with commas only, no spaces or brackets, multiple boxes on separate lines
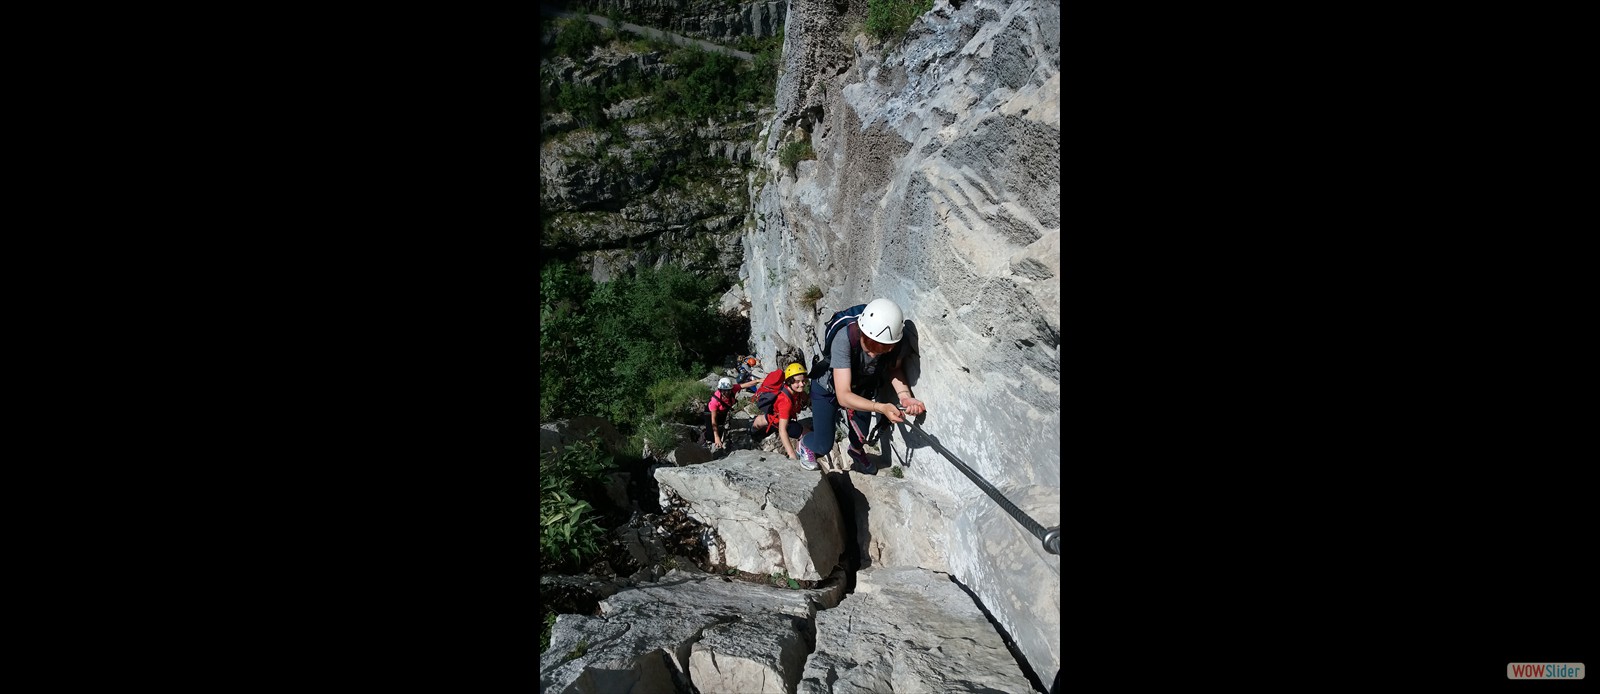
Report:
797,440,819,471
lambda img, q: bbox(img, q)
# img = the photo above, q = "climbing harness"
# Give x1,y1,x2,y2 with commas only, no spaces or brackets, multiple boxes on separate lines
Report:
893,406,1061,556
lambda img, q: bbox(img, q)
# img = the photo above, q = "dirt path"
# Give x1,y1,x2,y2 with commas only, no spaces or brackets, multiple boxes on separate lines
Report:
542,8,756,62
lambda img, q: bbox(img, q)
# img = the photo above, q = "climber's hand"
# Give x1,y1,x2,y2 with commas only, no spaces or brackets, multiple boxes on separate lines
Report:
901,398,926,417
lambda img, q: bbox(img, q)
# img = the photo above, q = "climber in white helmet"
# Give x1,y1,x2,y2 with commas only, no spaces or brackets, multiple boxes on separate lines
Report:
794,298,926,473
707,377,738,451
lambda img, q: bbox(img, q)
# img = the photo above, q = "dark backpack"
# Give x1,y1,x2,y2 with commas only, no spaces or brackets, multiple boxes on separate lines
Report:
807,305,868,379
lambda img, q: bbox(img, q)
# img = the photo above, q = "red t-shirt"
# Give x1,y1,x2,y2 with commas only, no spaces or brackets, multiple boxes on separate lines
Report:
771,386,804,421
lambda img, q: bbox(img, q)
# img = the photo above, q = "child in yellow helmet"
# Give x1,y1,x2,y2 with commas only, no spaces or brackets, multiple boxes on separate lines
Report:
752,363,811,460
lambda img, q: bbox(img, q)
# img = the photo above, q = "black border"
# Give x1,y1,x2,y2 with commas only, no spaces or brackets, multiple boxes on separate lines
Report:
79,0,1593,690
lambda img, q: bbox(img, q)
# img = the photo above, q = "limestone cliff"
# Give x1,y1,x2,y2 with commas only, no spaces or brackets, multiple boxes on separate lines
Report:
539,12,773,283
742,0,1061,683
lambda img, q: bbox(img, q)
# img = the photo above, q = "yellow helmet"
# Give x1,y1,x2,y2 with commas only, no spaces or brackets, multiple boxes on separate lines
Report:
784,363,806,380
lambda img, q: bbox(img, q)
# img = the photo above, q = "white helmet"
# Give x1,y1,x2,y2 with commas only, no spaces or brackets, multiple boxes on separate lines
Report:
717,377,734,390
858,298,905,344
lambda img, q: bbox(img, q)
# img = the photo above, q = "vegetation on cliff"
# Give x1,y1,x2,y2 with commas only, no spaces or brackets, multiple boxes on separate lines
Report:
540,260,745,434
866,0,934,40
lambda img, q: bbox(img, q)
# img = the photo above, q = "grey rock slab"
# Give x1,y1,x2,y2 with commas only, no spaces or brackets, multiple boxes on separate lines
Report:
602,568,845,620
654,450,845,581
842,473,959,573
690,612,809,694
543,568,838,694
797,567,1033,694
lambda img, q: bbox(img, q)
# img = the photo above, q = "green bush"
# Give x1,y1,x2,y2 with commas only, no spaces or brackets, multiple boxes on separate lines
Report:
779,140,815,170
865,0,934,41
554,18,605,58
539,434,617,572
648,377,711,422
605,8,627,42
742,48,779,105
539,260,740,431
633,417,682,456
662,47,746,121
554,81,607,127
541,612,558,653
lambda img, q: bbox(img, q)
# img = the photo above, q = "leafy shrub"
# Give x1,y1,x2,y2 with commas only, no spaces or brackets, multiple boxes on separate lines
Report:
737,33,784,105
554,81,607,127
541,612,558,653
648,377,711,422
554,18,605,58
662,47,746,121
605,8,627,41
634,417,683,456
539,260,742,431
865,0,934,41
540,434,617,572
779,140,815,170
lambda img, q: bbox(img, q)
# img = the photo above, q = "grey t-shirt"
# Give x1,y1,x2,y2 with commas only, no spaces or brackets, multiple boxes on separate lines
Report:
816,327,893,396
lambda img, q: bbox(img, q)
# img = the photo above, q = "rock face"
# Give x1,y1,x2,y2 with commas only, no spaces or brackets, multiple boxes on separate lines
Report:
540,26,771,284
745,0,1062,683
654,450,844,581
580,0,790,44
949,482,1060,688
839,472,958,572
540,568,843,694
797,566,1034,694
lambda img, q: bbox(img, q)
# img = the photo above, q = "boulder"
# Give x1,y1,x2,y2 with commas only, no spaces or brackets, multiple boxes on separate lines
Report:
541,568,842,694
615,526,667,568
797,567,1034,694
666,441,713,466
689,612,809,694
718,282,748,317
654,450,844,580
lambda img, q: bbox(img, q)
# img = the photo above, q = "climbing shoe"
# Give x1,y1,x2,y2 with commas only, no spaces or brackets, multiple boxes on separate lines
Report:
797,440,819,471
